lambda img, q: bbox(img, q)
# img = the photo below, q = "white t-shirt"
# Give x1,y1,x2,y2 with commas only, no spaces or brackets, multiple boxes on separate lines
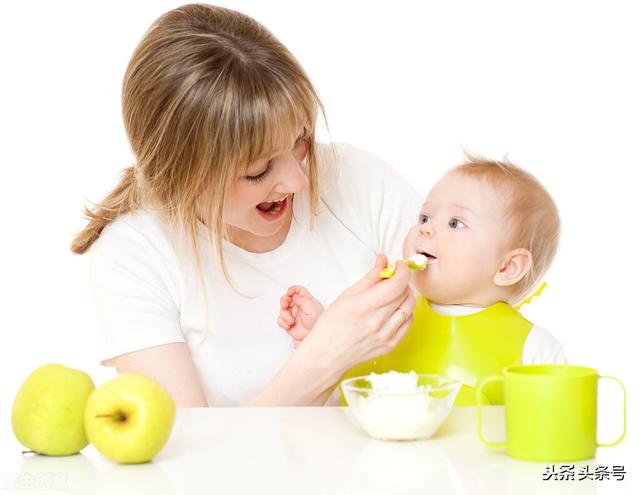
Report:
90,143,423,406
428,303,567,364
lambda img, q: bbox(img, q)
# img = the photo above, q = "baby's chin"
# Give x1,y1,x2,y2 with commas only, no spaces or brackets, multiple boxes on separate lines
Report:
414,283,457,305
418,284,508,307
423,295,459,306
415,280,480,305
420,292,479,307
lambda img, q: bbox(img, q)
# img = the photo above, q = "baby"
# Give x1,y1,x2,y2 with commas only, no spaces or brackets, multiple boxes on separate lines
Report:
278,153,566,404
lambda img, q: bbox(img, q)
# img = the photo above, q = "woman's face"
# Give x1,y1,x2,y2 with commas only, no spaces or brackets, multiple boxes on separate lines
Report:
224,138,308,252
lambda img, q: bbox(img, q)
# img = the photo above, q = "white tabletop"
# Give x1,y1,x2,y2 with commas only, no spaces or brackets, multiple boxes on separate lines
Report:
1,406,634,495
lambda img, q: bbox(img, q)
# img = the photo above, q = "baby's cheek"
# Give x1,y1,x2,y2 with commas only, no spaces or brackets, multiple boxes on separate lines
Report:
411,270,430,296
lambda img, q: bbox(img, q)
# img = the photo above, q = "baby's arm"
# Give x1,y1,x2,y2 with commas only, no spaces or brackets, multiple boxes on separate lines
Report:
278,286,325,347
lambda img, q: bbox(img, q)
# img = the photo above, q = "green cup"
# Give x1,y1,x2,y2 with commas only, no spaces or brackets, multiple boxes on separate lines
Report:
476,364,626,462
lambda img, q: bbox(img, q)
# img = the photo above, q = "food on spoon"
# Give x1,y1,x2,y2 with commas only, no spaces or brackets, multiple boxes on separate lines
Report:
405,253,429,270
379,253,429,278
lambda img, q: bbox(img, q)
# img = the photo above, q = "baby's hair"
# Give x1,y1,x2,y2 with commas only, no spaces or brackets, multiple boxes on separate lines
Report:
450,152,560,306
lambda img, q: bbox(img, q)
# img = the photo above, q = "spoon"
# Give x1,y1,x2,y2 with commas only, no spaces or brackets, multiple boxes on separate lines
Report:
379,253,431,278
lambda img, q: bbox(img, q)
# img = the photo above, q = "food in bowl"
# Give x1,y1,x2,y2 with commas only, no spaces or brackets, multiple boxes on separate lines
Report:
340,371,461,441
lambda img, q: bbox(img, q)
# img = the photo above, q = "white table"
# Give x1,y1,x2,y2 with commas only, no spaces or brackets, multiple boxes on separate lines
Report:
2,406,634,494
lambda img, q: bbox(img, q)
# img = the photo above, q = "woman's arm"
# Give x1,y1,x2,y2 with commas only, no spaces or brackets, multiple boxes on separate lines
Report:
245,343,340,406
247,254,415,406
109,342,209,407
90,217,210,407
107,255,412,408
111,340,336,407
93,217,413,407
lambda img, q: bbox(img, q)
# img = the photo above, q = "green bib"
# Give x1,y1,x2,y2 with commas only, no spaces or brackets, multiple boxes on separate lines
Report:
343,295,532,405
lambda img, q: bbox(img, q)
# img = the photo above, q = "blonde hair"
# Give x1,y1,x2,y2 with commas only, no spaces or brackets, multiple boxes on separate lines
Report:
450,153,561,306
71,4,326,291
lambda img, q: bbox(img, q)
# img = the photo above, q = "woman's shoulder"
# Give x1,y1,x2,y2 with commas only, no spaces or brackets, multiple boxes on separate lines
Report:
95,209,170,245
312,142,422,258
315,141,421,211
316,142,401,183
90,209,179,267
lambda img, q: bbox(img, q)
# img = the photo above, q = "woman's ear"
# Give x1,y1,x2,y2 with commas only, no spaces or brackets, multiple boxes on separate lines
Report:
493,248,532,287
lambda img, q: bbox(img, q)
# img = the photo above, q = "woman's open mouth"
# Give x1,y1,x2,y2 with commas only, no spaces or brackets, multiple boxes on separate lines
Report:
256,195,289,221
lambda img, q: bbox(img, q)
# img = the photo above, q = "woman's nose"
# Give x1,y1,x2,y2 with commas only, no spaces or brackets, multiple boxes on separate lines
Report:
275,155,308,193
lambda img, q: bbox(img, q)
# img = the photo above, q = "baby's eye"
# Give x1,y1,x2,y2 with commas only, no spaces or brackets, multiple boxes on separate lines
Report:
449,218,466,229
419,214,430,225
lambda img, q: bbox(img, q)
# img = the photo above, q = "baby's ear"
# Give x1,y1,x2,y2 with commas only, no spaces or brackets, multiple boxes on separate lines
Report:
493,248,532,287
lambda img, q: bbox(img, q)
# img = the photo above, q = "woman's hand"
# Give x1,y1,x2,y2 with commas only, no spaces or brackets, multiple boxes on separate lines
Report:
247,254,414,406
297,253,415,376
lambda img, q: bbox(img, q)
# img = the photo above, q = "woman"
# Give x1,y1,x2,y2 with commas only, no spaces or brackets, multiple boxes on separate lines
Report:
71,4,422,406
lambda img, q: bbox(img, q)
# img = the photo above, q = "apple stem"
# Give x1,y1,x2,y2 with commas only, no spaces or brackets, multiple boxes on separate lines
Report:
95,412,128,422
21,450,37,455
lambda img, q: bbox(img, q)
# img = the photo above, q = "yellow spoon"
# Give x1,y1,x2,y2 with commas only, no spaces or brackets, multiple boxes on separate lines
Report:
379,253,429,278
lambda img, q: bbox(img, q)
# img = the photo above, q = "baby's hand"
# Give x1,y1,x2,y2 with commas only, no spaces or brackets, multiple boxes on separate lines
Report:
278,285,325,346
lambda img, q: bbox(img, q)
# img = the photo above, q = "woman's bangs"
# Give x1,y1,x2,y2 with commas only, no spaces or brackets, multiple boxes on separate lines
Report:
235,82,315,173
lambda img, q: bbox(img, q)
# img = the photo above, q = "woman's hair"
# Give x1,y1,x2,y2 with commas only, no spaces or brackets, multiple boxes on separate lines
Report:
450,153,561,306
71,3,325,286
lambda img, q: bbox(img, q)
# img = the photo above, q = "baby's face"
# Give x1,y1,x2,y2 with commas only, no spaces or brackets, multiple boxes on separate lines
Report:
403,172,511,305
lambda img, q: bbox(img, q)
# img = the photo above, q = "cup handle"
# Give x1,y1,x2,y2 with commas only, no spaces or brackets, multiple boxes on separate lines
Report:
476,375,507,448
596,375,627,447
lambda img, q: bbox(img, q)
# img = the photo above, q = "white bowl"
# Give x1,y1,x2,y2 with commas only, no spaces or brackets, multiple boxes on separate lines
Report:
340,373,461,441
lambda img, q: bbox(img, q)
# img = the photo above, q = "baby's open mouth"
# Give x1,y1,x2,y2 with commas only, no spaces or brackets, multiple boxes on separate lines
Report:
417,249,438,263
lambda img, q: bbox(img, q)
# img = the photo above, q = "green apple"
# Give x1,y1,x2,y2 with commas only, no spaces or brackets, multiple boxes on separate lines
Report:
84,372,175,464
12,363,95,456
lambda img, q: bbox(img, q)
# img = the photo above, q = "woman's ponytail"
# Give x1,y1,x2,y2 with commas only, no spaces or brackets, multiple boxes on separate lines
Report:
70,166,140,254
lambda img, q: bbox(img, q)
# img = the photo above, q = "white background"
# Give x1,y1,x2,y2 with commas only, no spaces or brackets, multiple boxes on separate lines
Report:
1,0,637,464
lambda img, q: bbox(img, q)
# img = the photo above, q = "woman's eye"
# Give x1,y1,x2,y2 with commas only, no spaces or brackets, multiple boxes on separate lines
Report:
419,214,430,224
449,218,466,229
245,162,272,183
